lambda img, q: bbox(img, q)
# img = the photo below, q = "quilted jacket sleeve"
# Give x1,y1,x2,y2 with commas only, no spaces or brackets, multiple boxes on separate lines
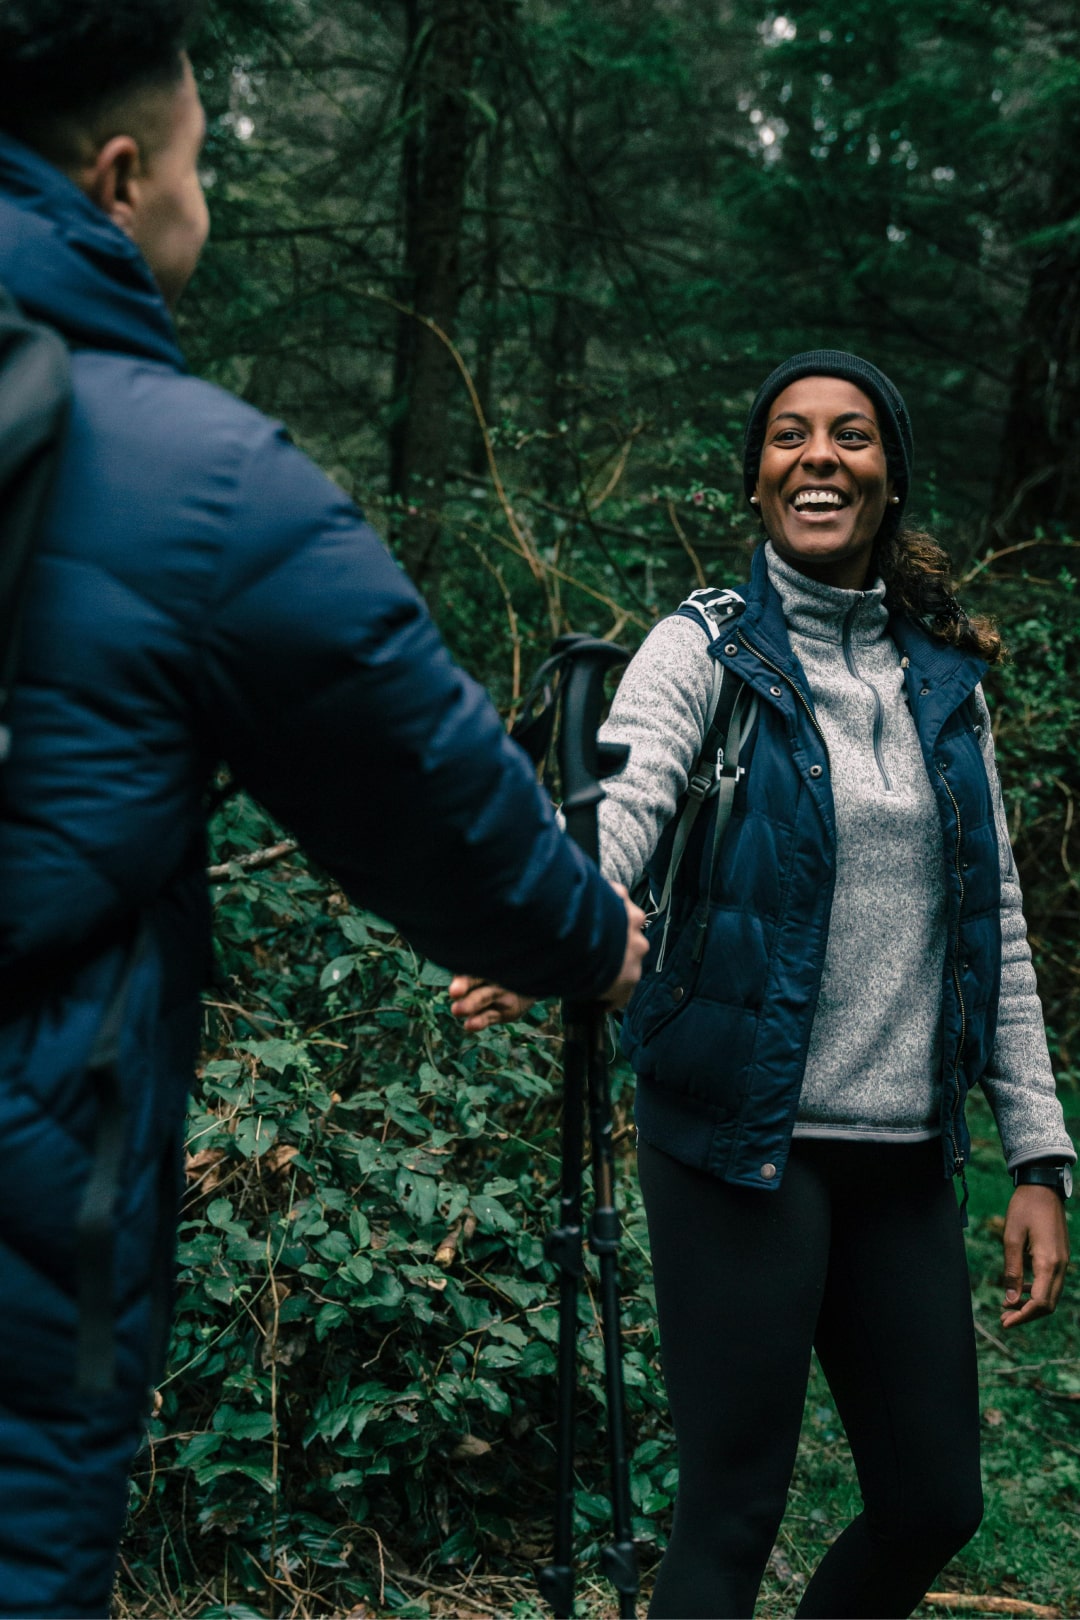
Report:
974,687,1076,1167
200,424,626,1000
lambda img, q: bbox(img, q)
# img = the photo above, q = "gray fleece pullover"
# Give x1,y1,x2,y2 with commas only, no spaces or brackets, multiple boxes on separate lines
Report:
598,542,1075,1168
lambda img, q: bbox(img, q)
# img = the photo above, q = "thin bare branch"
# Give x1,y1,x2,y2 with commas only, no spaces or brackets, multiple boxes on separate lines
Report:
207,841,298,883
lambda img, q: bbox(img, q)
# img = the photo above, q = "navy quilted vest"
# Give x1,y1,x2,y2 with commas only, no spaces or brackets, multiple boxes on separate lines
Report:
621,544,1001,1191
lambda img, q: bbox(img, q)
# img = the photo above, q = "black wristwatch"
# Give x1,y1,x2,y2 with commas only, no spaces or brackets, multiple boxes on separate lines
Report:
1012,1160,1074,1200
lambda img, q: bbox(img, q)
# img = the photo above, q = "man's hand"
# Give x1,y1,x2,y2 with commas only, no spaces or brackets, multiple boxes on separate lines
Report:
449,884,649,1033
1000,1184,1070,1329
601,883,650,1008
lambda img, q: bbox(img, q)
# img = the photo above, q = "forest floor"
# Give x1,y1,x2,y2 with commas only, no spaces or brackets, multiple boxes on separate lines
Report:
115,1092,1080,1620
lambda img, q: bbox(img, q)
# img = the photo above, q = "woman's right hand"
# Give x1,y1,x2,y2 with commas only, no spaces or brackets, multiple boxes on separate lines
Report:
449,884,649,1032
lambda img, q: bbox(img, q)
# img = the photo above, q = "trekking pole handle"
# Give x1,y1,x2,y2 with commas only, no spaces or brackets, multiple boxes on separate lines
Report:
552,634,630,865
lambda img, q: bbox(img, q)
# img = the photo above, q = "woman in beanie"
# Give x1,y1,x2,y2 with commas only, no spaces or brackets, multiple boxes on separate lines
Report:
451,353,1074,1618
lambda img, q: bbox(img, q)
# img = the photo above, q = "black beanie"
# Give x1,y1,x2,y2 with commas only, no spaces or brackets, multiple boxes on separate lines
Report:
742,350,914,513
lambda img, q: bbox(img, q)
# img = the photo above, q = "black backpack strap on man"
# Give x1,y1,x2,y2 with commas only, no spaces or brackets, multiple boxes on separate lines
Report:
0,285,72,762
653,588,759,972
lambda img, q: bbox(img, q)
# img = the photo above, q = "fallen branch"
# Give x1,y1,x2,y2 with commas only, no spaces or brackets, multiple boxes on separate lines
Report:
388,1571,530,1615
924,1596,1061,1617
207,840,298,882
974,1318,1019,1360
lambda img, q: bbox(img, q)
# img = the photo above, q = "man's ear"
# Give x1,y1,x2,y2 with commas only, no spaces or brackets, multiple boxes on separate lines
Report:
83,135,143,236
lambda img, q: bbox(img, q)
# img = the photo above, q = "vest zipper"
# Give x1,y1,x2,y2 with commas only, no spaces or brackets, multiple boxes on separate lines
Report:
936,762,967,1180
841,604,893,793
736,631,830,758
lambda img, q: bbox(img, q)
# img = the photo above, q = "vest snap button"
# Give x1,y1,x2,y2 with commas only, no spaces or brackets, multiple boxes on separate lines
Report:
920,687,930,697
724,643,738,655
809,764,823,779
769,684,782,697
761,1163,777,1180
672,985,684,1002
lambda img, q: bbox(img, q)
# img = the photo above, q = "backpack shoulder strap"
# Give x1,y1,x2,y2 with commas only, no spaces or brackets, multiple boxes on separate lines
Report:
652,588,758,971
673,585,747,742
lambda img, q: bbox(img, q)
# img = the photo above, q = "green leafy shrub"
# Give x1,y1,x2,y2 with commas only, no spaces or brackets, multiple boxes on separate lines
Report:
120,794,672,1615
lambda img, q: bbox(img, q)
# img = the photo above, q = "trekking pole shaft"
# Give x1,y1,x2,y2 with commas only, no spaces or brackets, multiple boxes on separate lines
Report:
586,1012,639,1618
536,632,633,1619
538,1012,587,1620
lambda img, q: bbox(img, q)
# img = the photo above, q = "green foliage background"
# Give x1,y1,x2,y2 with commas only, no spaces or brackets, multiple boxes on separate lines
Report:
118,0,1080,1613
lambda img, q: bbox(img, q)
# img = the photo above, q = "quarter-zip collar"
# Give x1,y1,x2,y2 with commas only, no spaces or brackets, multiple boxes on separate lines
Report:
764,541,890,647
732,543,987,733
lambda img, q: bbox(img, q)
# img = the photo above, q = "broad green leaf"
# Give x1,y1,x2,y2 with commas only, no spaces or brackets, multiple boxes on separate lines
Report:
470,1193,515,1233
319,954,357,990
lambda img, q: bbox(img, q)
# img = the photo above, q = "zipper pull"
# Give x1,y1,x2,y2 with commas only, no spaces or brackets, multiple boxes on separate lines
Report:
956,1157,970,1228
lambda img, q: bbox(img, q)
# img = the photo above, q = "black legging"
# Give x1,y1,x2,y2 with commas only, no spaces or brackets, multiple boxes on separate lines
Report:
638,1136,983,1619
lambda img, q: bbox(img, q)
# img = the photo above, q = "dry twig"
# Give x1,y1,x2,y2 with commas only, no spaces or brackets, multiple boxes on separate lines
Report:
207,840,298,882
924,1595,1062,1617
666,498,707,589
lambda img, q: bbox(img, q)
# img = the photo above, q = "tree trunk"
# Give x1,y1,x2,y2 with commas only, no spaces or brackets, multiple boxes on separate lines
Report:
992,151,1080,540
469,108,505,476
389,0,423,513
391,0,484,585
543,71,589,500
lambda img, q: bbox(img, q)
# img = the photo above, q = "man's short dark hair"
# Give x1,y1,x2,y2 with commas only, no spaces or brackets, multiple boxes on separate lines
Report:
0,1,200,153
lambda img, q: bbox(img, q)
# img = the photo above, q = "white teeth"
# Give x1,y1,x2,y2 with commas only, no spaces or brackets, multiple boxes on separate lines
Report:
793,489,846,509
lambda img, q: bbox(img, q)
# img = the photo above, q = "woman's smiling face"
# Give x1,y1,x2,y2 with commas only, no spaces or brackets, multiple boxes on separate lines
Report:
753,375,894,590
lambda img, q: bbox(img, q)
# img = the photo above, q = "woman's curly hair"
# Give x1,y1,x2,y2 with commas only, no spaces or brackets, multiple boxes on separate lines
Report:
875,518,1005,665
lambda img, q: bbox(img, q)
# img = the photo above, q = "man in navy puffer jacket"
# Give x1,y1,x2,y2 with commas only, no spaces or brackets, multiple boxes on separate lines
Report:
0,4,646,1612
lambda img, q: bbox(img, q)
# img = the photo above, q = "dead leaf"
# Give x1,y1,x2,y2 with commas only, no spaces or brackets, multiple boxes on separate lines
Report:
767,1544,799,1586
982,1407,1006,1426
185,1147,224,1174
263,1142,299,1175
184,1147,226,1191
435,1220,462,1267
261,1330,309,1369
452,1434,492,1460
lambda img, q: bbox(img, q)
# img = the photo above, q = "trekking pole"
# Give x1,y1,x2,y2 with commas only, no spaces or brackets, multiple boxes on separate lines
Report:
519,634,639,1620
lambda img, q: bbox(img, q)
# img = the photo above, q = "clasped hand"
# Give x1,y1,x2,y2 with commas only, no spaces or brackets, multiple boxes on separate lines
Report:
449,883,648,1032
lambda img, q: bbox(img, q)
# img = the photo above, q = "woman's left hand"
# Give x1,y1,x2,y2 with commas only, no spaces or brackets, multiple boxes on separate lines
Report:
1000,1185,1070,1329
